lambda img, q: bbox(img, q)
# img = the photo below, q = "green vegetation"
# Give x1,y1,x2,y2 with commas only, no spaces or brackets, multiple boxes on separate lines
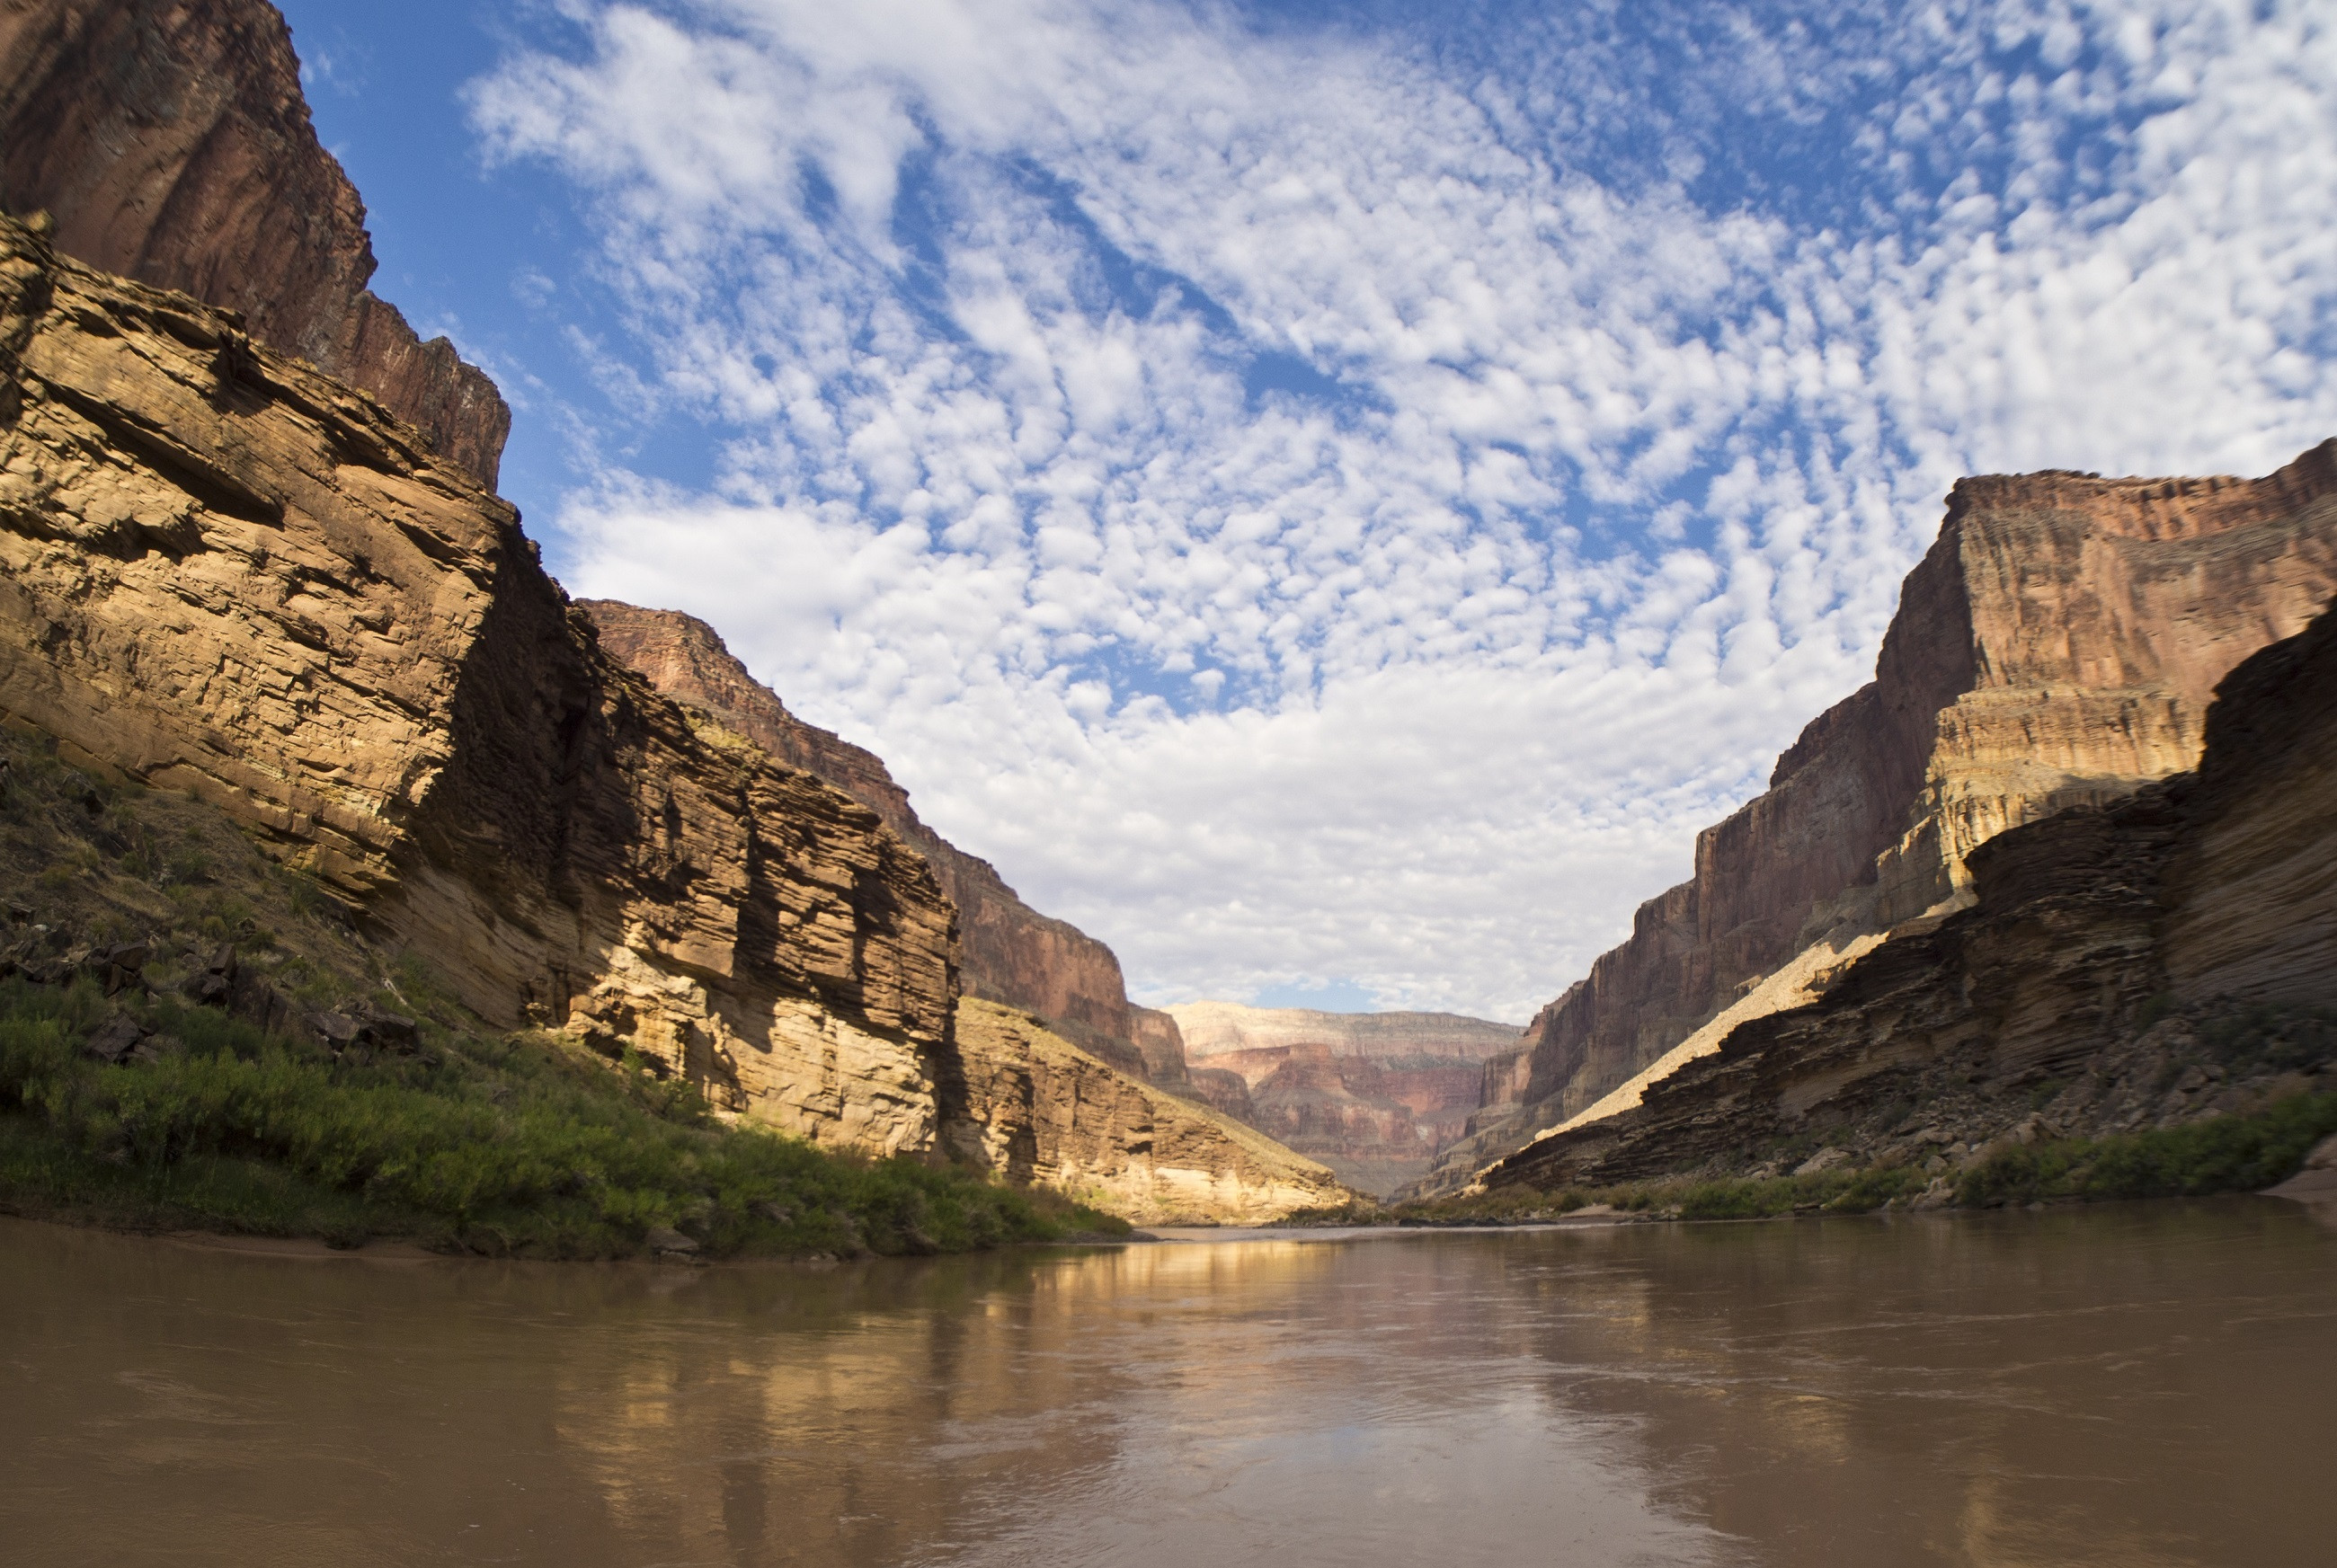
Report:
1369,1092,2337,1227
1956,1092,2337,1208
0,976,1127,1259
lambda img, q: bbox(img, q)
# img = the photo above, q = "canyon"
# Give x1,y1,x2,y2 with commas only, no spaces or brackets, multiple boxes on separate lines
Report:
0,0,1355,1226
0,211,1342,1224
1417,448,2337,1194
1166,1002,1521,1193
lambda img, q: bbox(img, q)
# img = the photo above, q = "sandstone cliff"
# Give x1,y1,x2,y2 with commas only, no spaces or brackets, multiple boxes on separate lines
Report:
0,211,958,1152
1418,447,2337,1193
955,999,1346,1225
1168,1003,1520,1193
1481,594,2337,1194
0,0,510,487
576,600,1160,1077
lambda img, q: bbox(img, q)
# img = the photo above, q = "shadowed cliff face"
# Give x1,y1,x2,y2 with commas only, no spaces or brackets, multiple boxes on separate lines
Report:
1168,1004,1520,1193
0,213,959,1154
1482,595,2337,1193
1420,447,2337,1194
575,601,1160,1077
0,0,510,488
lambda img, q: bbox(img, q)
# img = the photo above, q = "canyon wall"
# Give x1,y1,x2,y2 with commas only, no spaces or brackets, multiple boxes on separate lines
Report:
0,0,510,487
1167,1003,1521,1193
955,1000,1346,1225
1417,447,2337,1193
1482,595,2337,1193
577,601,1160,1078
0,212,956,1153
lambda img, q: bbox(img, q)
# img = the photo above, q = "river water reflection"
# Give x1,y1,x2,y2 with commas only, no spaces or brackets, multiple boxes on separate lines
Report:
4,1200,2333,1566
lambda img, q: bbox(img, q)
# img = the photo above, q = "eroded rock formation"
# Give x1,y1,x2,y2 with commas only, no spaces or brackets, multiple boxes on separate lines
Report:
0,212,955,1152
1419,447,2337,1193
0,0,510,487
955,1000,1346,1225
577,600,1160,1077
1482,594,2337,1193
1168,1003,1520,1193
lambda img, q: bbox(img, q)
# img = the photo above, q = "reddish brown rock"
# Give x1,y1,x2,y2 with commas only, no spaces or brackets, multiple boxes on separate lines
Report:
1482,593,2337,1193
0,212,955,1152
0,0,510,487
1420,447,2337,1193
577,600,1157,1076
1167,1003,1520,1193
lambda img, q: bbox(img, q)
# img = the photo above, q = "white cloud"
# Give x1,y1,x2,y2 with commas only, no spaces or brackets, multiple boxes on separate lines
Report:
474,0,2337,1020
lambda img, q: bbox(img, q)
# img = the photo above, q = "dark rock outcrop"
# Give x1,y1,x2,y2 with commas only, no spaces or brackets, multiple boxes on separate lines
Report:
0,0,510,487
1421,447,2337,1192
1482,596,2337,1192
576,600,1161,1077
0,211,955,1152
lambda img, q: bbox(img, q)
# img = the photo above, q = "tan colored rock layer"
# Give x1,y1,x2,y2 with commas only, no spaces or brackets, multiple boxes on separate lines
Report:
1166,1001,1522,1063
1426,446,2337,1193
0,213,956,1153
954,999,1349,1225
577,600,1157,1077
0,0,510,487
1482,595,2337,1192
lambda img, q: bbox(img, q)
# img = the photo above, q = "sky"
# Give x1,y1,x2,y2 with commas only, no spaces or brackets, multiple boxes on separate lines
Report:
277,0,2337,1022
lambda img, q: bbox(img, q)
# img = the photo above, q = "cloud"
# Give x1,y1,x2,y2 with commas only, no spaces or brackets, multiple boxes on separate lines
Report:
472,0,2337,1020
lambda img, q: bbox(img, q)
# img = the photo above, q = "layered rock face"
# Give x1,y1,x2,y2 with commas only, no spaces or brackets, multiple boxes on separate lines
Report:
576,601,1160,1077
1167,1003,1521,1193
0,0,510,487
1420,447,2337,1193
955,1000,1347,1224
1483,595,2337,1193
0,213,956,1152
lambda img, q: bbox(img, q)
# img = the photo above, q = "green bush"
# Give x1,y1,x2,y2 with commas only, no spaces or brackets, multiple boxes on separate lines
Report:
0,978,1125,1258
1958,1092,2337,1207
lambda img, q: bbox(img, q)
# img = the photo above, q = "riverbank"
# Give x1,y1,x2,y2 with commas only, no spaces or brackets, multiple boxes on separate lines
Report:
1281,1092,2337,1227
0,974,1129,1261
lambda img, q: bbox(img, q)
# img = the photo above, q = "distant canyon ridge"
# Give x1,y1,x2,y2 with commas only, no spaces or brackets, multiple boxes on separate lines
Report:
1164,1004,1521,1194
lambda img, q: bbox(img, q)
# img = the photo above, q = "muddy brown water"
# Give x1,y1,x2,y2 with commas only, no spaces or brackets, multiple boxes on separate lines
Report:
4,1200,2333,1567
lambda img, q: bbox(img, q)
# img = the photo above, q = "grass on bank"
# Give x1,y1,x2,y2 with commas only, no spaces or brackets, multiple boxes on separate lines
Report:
0,975,1128,1259
1347,1091,2337,1227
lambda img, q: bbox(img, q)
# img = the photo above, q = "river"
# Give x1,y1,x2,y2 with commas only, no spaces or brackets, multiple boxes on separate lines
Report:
4,1200,2333,1566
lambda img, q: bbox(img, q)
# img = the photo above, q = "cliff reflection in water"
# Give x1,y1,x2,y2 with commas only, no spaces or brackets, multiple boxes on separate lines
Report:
4,1202,2334,1567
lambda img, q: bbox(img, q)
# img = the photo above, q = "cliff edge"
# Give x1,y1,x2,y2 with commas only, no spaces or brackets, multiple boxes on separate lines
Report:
576,600,1164,1078
0,211,956,1153
0,0,511,488
1481,591,2337,1194
1417,447,2337,1194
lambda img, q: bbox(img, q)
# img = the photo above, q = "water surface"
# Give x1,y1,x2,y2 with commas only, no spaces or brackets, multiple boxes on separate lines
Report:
4,1200,2333,1566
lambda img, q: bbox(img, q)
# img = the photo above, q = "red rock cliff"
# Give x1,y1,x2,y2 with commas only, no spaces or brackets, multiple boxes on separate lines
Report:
1421,445,2337,1192
0,0,511,488
575,600,1159,1077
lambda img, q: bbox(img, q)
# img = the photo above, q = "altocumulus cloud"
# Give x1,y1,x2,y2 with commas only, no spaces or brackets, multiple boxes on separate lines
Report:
469,0,2337,1021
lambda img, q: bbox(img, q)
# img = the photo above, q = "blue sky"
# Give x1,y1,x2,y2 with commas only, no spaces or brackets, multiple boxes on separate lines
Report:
279,0,2336,1020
